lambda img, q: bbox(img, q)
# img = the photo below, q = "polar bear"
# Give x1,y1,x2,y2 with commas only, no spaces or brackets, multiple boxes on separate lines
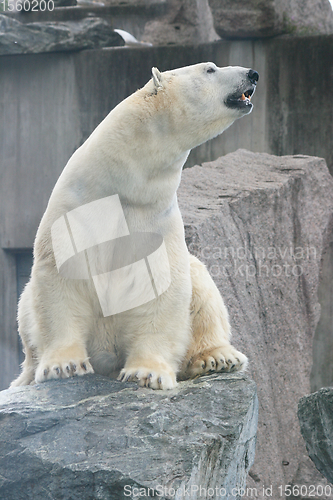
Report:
11,62,258,390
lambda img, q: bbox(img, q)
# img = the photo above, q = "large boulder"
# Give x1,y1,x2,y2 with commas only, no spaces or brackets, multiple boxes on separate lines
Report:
298,389,333,485
208,0,281,38
0,373,257,499
178,150,333,497
142,0,219,46
208,0,333,38
0,15,124,55
142,0,333,44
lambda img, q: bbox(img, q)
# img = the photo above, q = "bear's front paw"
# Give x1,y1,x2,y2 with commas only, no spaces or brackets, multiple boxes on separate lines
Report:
117,365,177,390
186,345,248,379
35,357,94,383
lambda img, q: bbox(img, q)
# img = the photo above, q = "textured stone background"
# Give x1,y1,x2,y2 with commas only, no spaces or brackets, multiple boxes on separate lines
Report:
179,150,333,498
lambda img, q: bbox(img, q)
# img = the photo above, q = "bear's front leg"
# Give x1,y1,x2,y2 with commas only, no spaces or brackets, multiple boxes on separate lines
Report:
117,325,188,390
179,254,248,380
27,274,95,384
35,343,94,383
117,287,192,390
184,345,248,379
118,354,177,390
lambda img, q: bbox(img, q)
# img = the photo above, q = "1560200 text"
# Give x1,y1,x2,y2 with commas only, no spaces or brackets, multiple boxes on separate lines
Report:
1,0,54,11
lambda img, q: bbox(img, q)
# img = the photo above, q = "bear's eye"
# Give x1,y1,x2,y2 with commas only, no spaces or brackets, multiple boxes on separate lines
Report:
207,67,216,74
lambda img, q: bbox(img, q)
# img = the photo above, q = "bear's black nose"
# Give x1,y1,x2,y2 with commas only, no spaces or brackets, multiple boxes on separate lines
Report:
248,69,259,84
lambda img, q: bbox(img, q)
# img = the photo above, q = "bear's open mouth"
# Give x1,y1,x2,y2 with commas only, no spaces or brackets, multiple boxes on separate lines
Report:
225,86,256,111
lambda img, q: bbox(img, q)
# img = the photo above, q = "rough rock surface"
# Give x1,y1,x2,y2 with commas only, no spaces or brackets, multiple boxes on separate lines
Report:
280,0,333,35
142,0,219,46
178,150,333,498
0,373,258,500
311,238,333,391
0,15,123,55
208,0,333,38
143,0,333,44
298,389,333,484
208,0,282,38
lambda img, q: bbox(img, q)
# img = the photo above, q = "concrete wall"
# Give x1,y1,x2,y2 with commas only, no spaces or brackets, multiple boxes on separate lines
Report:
0,36,332,389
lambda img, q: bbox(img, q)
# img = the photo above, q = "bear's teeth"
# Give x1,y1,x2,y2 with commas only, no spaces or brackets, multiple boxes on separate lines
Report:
242,91,252,102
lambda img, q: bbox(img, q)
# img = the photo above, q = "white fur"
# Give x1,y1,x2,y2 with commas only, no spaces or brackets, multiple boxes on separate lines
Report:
11,62,253,390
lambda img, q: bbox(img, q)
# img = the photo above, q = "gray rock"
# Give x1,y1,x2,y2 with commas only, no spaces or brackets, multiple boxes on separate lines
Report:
178,150,333,497
311,239,333,392
142,0,219,46
298,389,333,484
0,373,258,500
280,0,333,36
208,0,333,38
0,15,124,55
142,0,333,44
208,0,281,38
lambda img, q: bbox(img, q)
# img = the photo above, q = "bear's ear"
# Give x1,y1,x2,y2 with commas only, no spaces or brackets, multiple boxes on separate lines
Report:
152,67,164,90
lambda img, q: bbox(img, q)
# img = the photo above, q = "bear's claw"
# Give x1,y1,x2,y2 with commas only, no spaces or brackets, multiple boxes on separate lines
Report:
35,358,94,383
186,345,248,378
118,366,177,390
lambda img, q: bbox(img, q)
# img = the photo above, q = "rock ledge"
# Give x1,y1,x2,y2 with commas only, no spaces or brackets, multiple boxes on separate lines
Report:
0,373,257,500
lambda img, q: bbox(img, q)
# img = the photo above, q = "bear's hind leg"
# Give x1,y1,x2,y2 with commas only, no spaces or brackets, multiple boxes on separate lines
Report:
179,254,248,380
10,282,38,387
10,340,36,387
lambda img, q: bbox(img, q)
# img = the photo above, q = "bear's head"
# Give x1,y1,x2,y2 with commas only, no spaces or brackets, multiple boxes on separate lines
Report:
148,62,259,149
